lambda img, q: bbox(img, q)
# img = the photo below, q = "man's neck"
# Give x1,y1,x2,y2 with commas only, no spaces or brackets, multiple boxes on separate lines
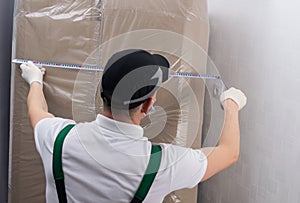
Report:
102,110,141,125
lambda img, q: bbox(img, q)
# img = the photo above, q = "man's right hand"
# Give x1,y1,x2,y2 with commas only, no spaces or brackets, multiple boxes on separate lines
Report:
220,87,247,111
201,86,246,182
20,61,45,85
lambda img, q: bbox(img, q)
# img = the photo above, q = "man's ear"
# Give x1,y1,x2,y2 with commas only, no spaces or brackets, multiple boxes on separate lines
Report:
141,98,153,114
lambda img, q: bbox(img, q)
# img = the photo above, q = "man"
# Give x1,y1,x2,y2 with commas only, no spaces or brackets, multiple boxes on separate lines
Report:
20,49,247,203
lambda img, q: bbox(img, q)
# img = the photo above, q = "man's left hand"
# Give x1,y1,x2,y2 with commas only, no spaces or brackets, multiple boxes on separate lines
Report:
20,61,45,85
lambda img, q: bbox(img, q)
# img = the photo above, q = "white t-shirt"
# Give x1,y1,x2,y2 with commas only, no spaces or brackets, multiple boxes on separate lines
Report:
34,114,207,203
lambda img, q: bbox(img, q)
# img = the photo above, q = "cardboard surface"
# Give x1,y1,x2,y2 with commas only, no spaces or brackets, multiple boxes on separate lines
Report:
10,1,209,202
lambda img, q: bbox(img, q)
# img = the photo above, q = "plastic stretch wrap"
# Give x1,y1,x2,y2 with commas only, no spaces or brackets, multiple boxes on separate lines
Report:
9,0,215,202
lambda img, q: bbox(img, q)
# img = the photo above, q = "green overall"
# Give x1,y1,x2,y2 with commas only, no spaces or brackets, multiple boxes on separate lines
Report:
52,124,162,203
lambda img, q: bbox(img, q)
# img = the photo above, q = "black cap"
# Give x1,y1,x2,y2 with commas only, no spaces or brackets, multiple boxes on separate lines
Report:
101,49,170,110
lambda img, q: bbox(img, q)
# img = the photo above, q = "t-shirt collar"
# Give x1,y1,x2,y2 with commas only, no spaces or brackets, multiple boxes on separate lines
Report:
96,114,144,139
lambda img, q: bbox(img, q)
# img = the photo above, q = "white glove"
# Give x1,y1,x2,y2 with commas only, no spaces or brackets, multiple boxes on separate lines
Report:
220,87,247,111
20,61,45,85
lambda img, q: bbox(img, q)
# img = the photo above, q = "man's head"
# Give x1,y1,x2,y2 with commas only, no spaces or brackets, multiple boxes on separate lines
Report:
101,49,170,123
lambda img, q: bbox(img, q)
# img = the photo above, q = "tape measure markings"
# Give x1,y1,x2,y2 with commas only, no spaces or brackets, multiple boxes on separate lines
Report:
12,59,103,71
170,72,221,80
12,58,225,83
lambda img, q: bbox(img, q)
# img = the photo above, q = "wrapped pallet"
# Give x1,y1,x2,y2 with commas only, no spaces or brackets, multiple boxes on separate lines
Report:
9,0,209,202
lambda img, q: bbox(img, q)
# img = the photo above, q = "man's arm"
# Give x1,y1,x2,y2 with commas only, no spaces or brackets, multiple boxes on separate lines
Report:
20,62,54,129
27,82,54,129
201,87,246,182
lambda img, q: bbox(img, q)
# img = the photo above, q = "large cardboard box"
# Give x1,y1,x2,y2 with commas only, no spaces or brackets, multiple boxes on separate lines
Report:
10,0,209,202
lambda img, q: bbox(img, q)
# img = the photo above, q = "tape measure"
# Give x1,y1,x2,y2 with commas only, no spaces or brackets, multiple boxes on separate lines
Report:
12,58,103,71
12,58,227,88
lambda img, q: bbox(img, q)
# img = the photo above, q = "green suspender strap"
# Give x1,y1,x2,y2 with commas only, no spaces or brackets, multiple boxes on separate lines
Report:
53,124,161,203
130,145,162,203
53,124,75,203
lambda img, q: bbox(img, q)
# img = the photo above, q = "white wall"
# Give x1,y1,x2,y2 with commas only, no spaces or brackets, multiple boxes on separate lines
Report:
199,0,300,202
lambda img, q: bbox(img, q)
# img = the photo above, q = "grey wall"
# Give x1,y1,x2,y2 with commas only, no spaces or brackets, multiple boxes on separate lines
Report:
0,0,14,202
200,0,300,202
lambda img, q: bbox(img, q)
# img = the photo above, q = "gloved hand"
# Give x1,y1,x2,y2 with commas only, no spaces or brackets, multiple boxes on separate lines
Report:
220,87,247,111
20,61,45,85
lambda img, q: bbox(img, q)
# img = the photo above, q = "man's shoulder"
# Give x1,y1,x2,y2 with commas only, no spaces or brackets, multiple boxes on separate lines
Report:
33,117,76,155
159,143,198,154
35,117,76,131
158,143,206,168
